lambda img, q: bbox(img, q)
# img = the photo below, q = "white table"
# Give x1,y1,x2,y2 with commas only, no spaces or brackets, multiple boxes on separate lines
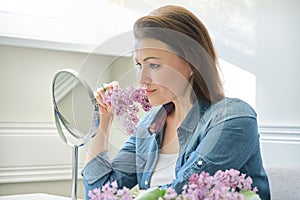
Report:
0,193,75,200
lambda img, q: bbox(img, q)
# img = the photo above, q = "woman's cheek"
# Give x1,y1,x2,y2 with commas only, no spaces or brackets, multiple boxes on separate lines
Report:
153,67,189,97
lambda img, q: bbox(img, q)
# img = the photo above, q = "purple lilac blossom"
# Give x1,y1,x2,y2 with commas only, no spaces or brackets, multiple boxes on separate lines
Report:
104,86,152,135
180,169,257,200
88,169,259,200
88,181,132,200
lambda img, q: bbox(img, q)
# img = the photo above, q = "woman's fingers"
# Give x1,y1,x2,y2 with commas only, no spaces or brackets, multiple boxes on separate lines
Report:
95,81,119,112
102,81,118,92
110,81,119,89
94,89,107,109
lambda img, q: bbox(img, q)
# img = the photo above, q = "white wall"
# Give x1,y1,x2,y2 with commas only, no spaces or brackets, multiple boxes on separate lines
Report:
255,0,300,127
191,0,300,127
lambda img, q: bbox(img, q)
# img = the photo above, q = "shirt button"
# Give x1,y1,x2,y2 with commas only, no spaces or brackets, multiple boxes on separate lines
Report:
197,160,203,166
145,180,149,185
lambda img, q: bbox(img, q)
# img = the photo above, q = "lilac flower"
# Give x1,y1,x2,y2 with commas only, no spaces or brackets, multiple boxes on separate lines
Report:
181,169,258,200
104,86,152,135
88,181,132,200
88,168,260,200
213,169,254,192
162,187,179,200
88,188,101,200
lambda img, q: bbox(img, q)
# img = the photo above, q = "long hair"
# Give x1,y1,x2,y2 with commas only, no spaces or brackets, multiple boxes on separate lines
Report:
133,5,224,103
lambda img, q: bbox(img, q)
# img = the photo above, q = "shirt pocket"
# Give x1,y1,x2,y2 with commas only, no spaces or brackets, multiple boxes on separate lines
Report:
183,151,207,181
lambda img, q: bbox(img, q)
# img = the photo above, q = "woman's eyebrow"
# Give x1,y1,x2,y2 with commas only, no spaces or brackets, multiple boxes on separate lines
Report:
143,57,162,61
134,56,162,63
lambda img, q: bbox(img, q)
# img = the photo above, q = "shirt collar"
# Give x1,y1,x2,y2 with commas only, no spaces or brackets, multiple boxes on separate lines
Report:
148,100,210,134
180,100,211,132
148,102,174,134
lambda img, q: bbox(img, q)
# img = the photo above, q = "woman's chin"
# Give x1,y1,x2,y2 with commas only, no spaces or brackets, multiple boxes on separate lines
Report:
148,99,160,106
148,98,171,107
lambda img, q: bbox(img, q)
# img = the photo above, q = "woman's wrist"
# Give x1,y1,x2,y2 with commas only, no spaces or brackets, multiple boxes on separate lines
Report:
99,113,113,136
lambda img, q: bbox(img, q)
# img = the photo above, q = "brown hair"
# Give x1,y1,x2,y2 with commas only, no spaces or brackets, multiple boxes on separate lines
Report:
133,5,224,103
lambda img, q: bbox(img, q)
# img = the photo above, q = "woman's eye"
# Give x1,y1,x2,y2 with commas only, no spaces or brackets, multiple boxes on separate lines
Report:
149,64,160,69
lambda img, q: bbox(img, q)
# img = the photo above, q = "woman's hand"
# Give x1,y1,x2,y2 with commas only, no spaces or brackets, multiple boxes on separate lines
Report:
95,81,119,115
94,81,119,134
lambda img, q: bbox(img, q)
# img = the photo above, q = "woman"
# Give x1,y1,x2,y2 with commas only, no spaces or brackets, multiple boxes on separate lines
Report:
82,5,270,199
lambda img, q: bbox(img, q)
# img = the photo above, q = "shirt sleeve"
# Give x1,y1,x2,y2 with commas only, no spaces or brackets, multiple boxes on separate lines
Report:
172,115,259,193
81,135,138,198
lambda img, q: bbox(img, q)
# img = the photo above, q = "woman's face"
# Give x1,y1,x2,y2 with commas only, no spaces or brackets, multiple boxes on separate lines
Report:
134,38,193,106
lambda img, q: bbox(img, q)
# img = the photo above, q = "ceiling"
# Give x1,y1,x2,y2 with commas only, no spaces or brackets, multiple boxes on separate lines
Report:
0,0,255,57
0,0,202,53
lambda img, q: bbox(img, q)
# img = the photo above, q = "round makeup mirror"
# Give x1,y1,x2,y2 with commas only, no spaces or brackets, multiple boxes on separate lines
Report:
52,68,100,200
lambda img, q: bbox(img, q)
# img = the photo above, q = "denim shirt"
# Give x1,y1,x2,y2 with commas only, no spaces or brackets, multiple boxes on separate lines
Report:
82,98,270,200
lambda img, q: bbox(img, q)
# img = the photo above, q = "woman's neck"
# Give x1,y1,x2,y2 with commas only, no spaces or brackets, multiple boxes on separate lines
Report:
160,99,193,154
170,97,193,124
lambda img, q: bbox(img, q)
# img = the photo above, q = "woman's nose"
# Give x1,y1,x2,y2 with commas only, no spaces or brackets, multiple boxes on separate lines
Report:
138,66,151,85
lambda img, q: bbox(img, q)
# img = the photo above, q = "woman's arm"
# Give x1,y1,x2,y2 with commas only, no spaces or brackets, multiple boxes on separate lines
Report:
82,135,138,199
85,81,118,163
85,114,113,163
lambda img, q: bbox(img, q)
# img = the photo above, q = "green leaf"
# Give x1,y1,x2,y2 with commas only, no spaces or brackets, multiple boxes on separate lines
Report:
135,188,165,200
241,190,261,200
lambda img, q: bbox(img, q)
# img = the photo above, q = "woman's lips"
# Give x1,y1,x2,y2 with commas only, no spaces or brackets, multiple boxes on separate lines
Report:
145,89,156,95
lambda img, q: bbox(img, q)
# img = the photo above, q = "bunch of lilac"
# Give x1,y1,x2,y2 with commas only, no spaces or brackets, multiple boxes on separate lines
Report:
88,169,259,200
88,181,132,200
104,86,152,135
163,169,258,200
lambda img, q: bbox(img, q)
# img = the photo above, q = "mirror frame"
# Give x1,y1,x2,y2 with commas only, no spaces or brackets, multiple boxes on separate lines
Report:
52,68,99,147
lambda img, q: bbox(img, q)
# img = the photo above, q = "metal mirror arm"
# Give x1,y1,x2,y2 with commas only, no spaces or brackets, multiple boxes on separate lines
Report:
54,109,79,200
71,146,78,200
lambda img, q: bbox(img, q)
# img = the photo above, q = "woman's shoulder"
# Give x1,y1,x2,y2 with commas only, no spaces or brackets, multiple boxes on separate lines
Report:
204,97,257,121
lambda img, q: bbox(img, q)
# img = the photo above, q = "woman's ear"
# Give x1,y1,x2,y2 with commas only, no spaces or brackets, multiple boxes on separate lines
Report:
189,67,194,77
187,64,194,77
190,71,194,77
188,69,194,84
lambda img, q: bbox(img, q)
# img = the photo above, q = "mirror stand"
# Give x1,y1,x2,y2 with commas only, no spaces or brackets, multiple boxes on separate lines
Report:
71,146,79,200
